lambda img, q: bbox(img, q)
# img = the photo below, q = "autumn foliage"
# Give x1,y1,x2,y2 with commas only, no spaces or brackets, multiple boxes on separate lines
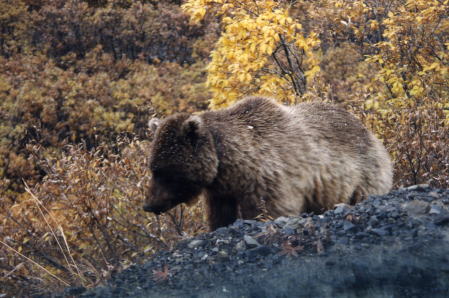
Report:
183,0,448,186
1,0,448,296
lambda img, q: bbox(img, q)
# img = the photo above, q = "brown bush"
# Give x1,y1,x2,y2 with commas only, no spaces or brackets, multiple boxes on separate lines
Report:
0,141,207,296
26,0,202,64
0,50,209,197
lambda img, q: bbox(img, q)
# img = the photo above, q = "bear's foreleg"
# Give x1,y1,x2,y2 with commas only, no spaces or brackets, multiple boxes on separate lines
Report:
206,194,238,230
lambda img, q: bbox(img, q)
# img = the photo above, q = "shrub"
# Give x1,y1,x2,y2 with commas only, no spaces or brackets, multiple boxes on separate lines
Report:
27,0,202,64
0,51,208,198
0,141,207,296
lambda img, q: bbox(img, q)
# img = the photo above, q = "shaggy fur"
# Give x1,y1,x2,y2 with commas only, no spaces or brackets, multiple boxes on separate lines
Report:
143,97,393,230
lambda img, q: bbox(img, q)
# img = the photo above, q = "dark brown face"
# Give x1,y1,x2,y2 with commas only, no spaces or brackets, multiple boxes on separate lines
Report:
143,113,219,215
143,169,202,214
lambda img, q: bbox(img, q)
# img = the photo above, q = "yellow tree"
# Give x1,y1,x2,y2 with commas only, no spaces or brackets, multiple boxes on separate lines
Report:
366,0,449,117
365,0,449,186
182,0,320,108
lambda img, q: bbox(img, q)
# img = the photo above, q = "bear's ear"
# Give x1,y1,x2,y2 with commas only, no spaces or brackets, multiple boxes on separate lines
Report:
182,115,203,145
148,117,160,134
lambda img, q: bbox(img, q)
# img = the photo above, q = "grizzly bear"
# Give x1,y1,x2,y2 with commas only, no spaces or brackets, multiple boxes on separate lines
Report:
143,96,392,230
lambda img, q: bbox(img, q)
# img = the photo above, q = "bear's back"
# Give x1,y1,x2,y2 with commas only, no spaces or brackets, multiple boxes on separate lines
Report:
289,102,374,155
210,98,375,156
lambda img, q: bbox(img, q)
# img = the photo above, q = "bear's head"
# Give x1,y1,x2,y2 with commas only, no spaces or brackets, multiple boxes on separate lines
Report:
143,113,219,214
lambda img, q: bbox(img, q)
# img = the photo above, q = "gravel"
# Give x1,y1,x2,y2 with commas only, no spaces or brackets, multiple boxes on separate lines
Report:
59,186,449,297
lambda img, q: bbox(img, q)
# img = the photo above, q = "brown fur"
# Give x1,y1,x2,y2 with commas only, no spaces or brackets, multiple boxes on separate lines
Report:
143,97,393,230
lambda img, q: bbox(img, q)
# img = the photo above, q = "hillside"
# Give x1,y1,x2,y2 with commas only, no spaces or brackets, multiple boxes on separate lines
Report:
62,185,449,297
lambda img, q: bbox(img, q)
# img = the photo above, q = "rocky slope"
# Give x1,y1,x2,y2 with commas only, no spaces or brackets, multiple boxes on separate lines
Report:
63,186,449,297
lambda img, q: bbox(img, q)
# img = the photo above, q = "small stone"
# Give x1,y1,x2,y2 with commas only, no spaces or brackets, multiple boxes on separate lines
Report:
242,219,258,226
215,227,228,234
369,215,379,226
235,240,246,251
370,228,388,236
231,219,245,229
405,184,429,191
274,216,289,226
282,227,296,235
389,210,400,218
248,246,272,257
334,204,350,215
336,237,349,245
372,200,381,207
354,232,369,239
218,250,229,260
403,200,430,216
243,235,260,248
188,240,204,249
284,217,305,229
429,205,443,215
428,192,440,199
216,238,230,245
343,221,356,233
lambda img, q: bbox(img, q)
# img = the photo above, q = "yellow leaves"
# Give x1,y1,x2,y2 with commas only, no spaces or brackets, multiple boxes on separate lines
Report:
238,72,252,83
184,0,320,108
181,1,205,23
408,78,425,97
368,0,449,109
422,62,442,73
391,81,404,97
260,42,274,55
305,65,320,80
364,99,380,110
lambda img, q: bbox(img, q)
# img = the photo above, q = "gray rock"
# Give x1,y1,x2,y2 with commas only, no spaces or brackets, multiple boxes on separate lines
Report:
247,246,273,257
428,192,440,199
218,250,229,260
274,216,289,226
243,235,260,248
403,200,430,216
235,240,246,251
368,215,379,226
343,221,356,233
334,203,350,215
405,184,429,191
370,228,388,236
429,205,443,215
188,240,205,249
284,217,305,230
282,227,296,235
